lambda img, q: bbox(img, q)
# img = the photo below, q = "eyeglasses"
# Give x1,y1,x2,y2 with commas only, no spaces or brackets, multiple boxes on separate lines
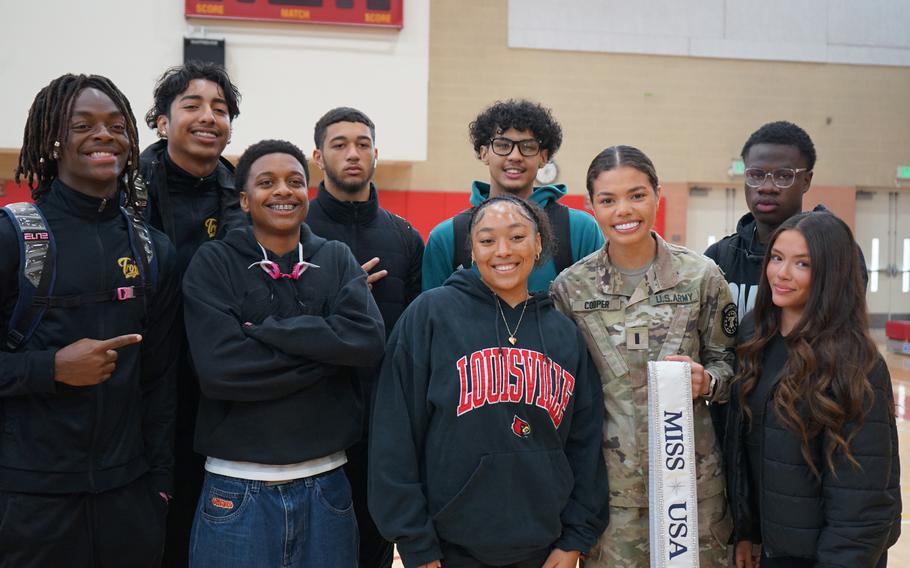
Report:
489,137,542,157
744,167,811,189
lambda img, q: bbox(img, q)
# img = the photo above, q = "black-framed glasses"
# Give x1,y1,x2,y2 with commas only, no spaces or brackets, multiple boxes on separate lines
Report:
744,167,811,189
489,137,542,157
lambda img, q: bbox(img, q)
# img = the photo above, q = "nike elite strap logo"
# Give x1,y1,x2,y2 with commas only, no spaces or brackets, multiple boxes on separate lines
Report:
647,361,700,567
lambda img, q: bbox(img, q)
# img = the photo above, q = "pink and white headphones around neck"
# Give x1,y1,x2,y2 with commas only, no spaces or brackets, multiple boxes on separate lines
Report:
248,242,319,280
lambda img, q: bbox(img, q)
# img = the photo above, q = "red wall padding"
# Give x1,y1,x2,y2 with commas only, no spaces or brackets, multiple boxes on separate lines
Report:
5,182,663,243
0,180,32,207
367,189,664,241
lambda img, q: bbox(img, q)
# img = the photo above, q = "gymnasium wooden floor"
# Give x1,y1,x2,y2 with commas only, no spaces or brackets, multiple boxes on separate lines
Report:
391,337,910,567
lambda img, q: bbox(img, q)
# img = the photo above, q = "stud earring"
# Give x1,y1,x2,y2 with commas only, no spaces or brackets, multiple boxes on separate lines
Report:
52,150,59,160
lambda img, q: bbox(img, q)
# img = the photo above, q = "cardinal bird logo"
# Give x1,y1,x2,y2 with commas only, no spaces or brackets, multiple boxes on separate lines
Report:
511,415,531,438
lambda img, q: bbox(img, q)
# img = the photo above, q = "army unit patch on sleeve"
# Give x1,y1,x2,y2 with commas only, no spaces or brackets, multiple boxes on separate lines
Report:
721,303,738,337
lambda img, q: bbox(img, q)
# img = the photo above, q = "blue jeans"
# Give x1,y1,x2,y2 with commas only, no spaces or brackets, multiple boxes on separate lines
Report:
189,468,358,567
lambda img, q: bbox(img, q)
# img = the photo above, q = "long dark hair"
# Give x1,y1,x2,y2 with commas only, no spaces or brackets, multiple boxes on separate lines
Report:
16,74,141,205
736,211,877,476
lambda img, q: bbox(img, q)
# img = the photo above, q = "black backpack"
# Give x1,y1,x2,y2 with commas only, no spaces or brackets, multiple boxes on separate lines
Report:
2,202,157,351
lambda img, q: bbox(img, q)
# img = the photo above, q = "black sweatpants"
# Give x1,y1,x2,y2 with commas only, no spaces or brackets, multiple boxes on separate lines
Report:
345,435,394,568
162,352,205,568
0,474,167,568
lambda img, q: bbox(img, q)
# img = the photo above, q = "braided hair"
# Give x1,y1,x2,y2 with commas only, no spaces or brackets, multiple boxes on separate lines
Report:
15,74,141,205
468,195,555,267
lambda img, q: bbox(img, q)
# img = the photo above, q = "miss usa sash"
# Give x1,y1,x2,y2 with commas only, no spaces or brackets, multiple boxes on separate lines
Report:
648,361,699,567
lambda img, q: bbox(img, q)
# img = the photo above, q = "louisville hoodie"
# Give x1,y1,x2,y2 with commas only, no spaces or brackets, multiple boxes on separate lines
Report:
421,182,604,293
183,224,385,464
368,269,609,567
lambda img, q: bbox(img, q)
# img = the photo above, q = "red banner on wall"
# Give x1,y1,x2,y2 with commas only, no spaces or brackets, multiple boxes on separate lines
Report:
185,0,403,29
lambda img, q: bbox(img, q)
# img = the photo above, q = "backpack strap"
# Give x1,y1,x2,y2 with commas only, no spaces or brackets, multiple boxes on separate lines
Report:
544,201,572,273
1,203,158,351
121,206,157,291
384,209,415,255
451,208,473,271
3,202,56,351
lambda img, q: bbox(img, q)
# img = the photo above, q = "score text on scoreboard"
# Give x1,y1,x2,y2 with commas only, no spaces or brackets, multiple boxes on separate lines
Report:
185,0,403,29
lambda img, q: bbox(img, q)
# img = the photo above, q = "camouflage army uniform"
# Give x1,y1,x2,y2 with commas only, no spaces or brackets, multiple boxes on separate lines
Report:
551,234,737,568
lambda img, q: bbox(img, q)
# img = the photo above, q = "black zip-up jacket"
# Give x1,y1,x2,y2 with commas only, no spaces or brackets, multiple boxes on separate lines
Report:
0,180,179,494
183,225,385,463
705,205,867,323
369,270,609,567
726,316,901,566
138,140,249,461
139,139,247,276
306,183,424,335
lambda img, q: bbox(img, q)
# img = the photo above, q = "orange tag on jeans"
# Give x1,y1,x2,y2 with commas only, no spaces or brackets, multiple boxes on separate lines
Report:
211,497,234,510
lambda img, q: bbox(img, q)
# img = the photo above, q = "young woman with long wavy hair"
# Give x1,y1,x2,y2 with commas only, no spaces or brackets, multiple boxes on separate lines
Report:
726,211,901,568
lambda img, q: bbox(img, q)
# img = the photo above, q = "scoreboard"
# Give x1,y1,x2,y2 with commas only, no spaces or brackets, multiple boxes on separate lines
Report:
185,0,403,29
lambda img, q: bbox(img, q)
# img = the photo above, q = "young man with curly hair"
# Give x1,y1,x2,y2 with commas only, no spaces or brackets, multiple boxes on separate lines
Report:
139,61,248,566
421,99,603,292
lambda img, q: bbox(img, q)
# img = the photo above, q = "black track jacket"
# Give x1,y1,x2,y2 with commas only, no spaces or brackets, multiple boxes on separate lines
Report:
0,181,178,494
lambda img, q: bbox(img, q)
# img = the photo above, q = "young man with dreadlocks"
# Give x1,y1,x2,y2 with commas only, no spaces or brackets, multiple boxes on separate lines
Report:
140,61,246,565
422,99,603,292
0,74,178,566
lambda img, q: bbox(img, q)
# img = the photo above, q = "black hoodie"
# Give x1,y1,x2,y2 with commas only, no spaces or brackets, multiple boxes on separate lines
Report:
368,270,609,567
705,205,867,322
182,224,385,464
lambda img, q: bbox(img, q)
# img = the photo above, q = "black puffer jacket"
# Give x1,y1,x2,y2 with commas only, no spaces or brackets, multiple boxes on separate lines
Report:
305,183,423,335
726,316,901,567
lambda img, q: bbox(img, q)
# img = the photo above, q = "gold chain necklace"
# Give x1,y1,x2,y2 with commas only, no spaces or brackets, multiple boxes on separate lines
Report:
496,295,529,346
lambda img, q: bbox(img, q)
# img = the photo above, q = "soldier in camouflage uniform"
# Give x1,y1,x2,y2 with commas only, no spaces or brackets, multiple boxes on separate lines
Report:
551,146,738,567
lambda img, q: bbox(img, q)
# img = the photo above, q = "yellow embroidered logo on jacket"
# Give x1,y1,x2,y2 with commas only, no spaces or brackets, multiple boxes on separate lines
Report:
118,257,139,279
205,218,218,239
